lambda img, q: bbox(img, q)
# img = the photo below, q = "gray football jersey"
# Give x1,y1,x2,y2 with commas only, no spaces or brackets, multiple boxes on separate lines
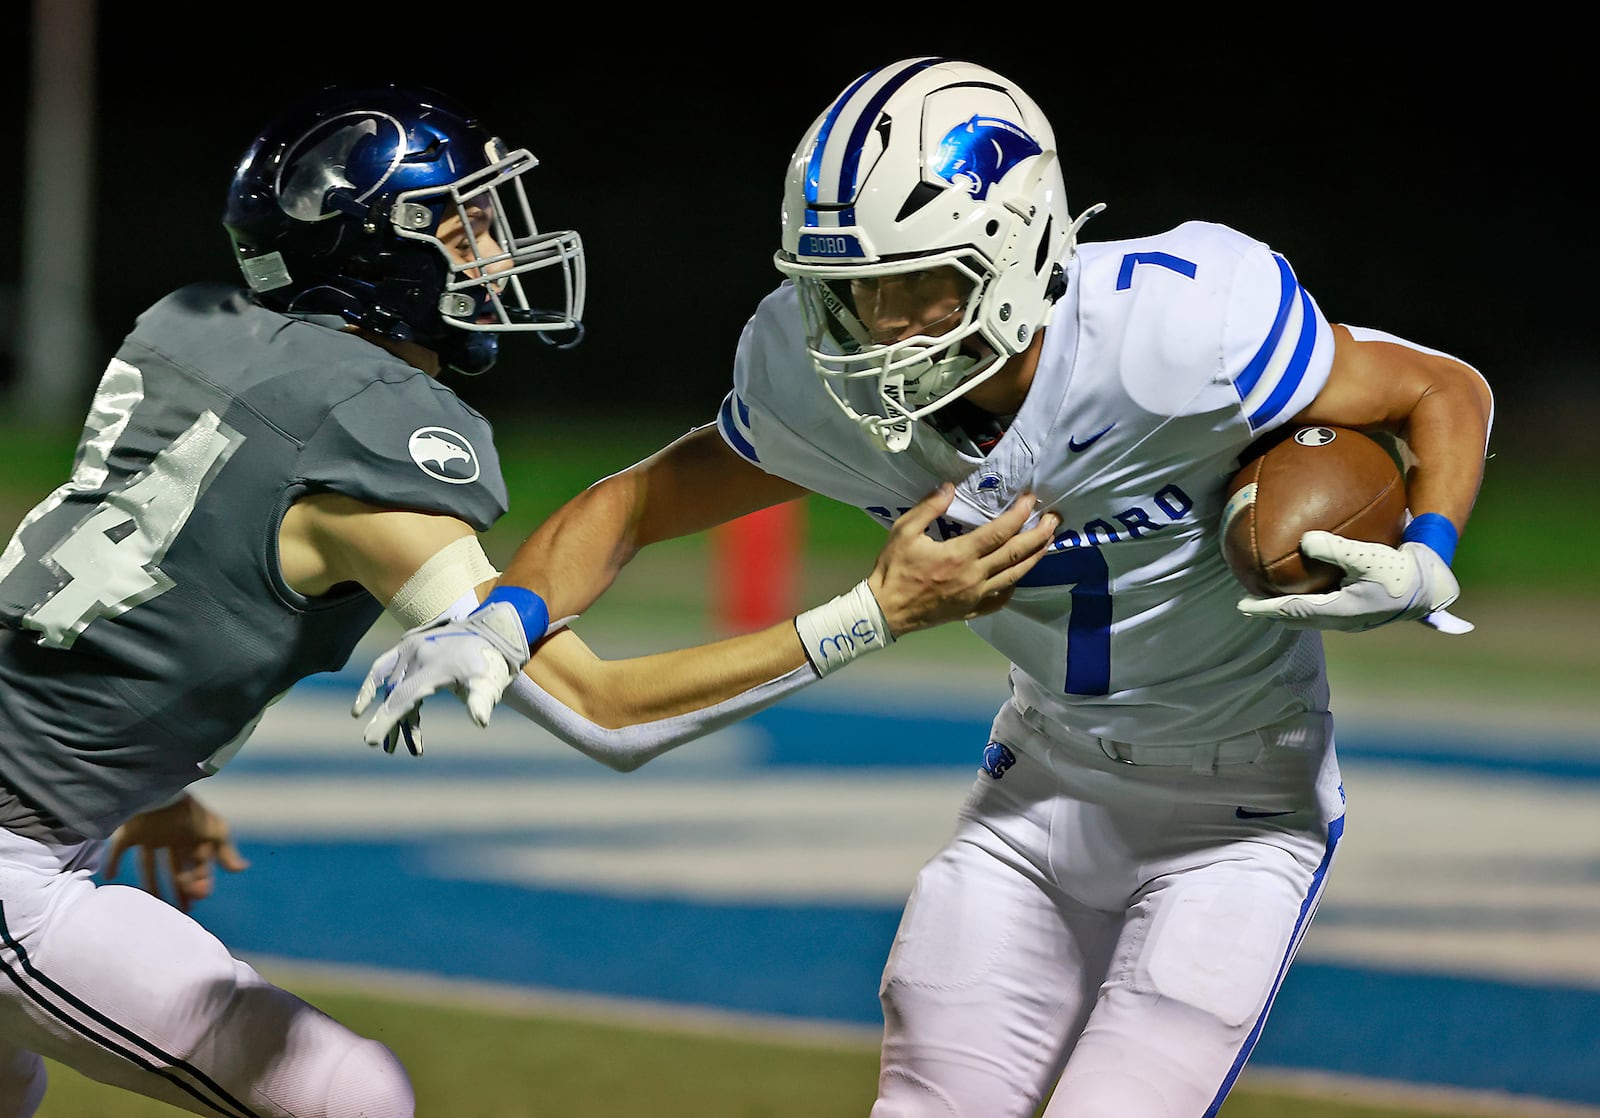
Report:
0,283,509,839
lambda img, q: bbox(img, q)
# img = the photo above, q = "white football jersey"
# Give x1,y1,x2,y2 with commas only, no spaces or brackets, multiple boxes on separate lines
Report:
718,221,1337,744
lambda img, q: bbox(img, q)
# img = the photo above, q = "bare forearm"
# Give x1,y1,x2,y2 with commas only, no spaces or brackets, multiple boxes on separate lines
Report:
499,426,808,621
500,475,642,621
526,484,1060,730
1306,325,1494,536
1398,367,1493,533
529,624,808,729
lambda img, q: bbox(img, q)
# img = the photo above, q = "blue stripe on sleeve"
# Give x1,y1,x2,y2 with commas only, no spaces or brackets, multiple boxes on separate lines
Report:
1246,284,1319,430
1234,254,1298,399
718,392,760,464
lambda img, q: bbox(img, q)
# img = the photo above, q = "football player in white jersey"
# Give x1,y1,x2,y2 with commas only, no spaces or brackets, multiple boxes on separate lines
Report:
359,58,1494,1117
0,82,1056,1118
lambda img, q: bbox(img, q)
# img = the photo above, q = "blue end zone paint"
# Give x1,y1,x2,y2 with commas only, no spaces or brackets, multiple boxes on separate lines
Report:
1258,964,1600,1104
260,673,1600,1104
191,839,1600,1106
194,840,898,1025
744,701,1600,782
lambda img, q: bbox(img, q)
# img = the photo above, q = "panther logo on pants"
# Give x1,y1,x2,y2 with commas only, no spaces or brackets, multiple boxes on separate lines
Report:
981,741,1016,779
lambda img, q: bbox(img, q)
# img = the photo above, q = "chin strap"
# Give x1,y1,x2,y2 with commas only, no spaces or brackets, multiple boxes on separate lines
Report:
440,332,499,376
870,375,915,452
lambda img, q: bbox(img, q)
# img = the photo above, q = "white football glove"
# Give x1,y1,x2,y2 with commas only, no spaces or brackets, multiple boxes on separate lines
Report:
1236,530,1471,634
352,594,537,755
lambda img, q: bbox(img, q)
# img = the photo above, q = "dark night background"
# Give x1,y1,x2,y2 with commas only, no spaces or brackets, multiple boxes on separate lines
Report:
0,12,1589,466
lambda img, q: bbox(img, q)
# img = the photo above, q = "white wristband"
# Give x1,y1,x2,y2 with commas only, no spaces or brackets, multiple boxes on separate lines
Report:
793,580,894,677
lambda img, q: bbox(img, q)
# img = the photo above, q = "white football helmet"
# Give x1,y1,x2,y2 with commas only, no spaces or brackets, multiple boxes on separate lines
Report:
774,57,1099,451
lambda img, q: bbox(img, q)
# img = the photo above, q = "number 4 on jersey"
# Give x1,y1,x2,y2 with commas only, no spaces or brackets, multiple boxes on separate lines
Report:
24,406,242,649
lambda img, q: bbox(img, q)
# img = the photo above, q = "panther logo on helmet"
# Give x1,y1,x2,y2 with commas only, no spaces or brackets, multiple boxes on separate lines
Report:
932,116,1042,200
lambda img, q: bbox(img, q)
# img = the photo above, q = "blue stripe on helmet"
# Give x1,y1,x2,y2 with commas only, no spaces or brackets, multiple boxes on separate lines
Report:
805,68,878,207
1247,285,1319,430
1234,254,1298,398
806,57,950,210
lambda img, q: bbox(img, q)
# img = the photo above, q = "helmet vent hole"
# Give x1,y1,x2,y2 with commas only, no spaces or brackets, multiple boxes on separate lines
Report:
986,220,999,237
1034,216,1055,272
895,180,945,222
403,138,446,164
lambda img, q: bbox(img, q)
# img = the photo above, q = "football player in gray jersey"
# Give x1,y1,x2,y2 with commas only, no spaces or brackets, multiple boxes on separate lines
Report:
0,83,1056,1118
362,60,1495,1117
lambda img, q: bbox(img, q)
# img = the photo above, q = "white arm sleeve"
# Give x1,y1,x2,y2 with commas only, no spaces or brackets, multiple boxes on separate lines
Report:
502,662,820,772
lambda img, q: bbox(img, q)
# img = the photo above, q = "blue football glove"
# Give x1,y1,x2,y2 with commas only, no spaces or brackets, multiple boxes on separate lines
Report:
1237,518,1470,634
352,588,547,754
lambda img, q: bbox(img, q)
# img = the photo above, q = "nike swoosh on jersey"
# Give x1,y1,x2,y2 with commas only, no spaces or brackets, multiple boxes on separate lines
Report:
1234,807,1296,819
1067,423,1115,452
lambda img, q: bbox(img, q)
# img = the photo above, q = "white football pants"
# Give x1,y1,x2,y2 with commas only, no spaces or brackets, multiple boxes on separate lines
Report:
0,827,414,1118
872,698,1345,1118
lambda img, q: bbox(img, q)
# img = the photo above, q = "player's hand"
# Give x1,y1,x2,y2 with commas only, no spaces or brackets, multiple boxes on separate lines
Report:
352,591,544,753
1236,530,1469,633
868,484,1060,637
104,793,250,914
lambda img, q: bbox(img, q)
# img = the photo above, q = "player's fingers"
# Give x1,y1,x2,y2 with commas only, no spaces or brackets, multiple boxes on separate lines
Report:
217,840,251,874
978,512,1060,579
890,483,956,538
352,677,377,718
955,492,1039,556
461,653,514,728
400,715,424,757
380,709,416,754
352,664,391,718
1420,608,1475,635
365,708,403,749
352,649,403,717
139,845,161,898
363,679,439,747
1298,530,1382,571
104,834,128,880
164,846,192,913
977,539,1059,599
1236,591,1340,618
464,679,504,729
182,849,217,907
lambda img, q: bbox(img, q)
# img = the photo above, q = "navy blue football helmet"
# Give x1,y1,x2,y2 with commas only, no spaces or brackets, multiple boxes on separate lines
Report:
222,84,585,375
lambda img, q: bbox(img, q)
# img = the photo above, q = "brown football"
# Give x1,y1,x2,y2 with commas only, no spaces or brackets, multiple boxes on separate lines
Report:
1220,425,1407,597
